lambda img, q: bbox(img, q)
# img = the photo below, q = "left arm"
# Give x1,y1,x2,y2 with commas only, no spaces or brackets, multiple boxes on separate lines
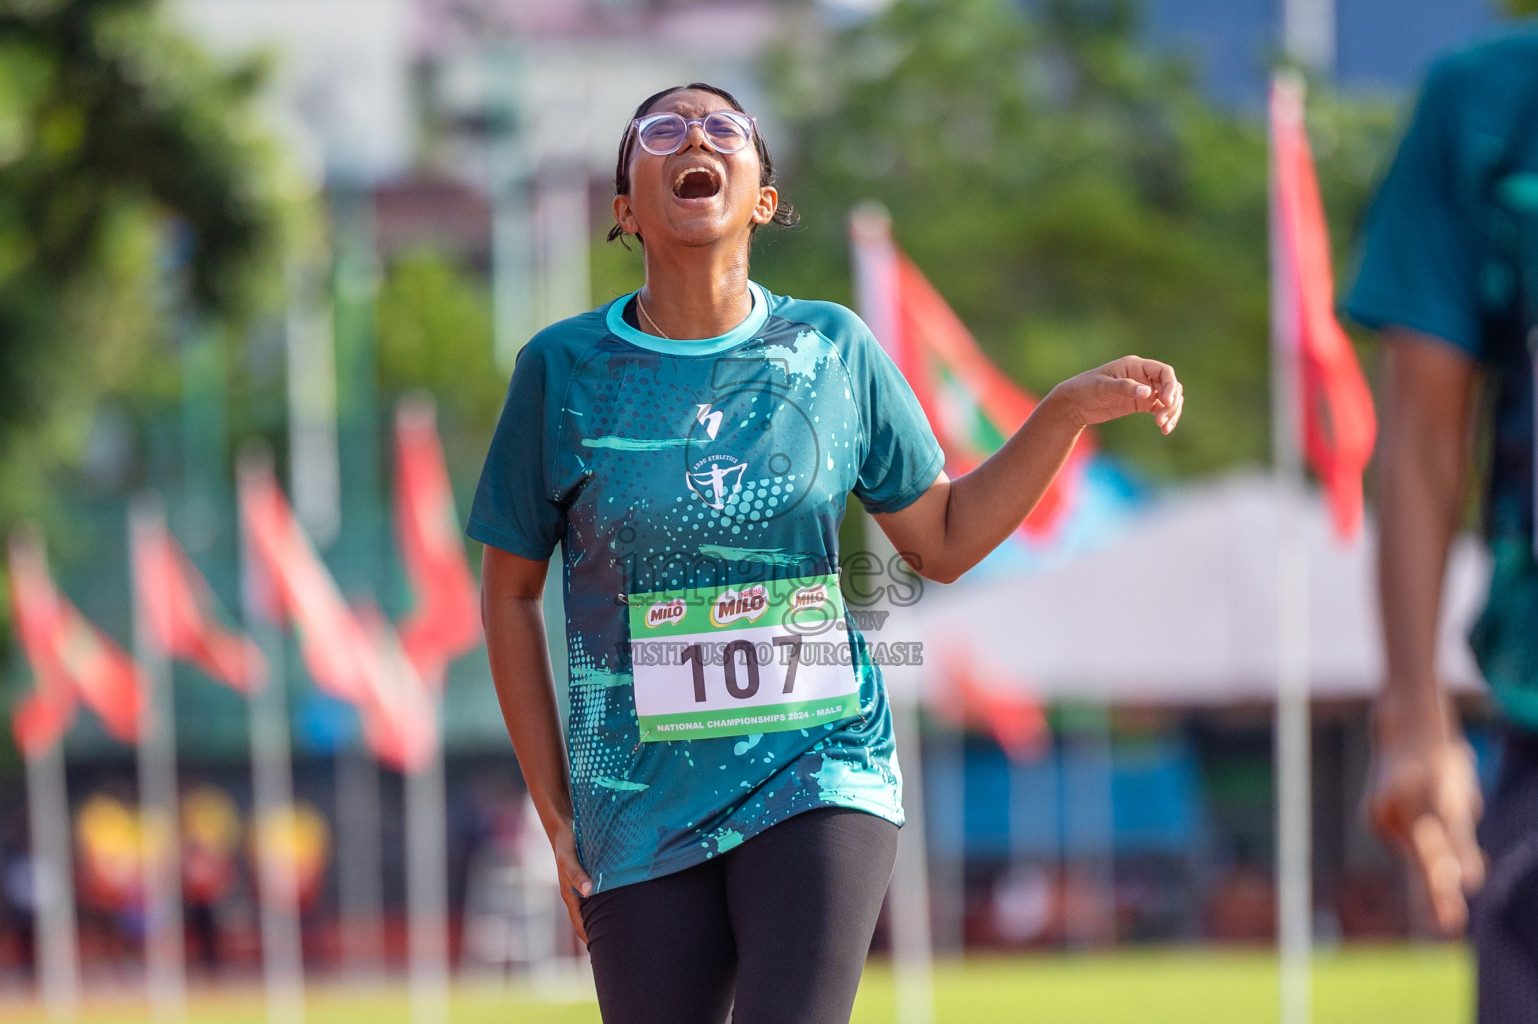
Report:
874,355,1182,583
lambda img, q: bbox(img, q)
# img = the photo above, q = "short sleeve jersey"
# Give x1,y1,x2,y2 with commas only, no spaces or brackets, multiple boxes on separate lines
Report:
468,282,945,891
1345,27,1538,728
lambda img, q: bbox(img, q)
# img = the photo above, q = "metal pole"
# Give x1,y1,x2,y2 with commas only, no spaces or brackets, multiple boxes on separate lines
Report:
405,704,450,1024
486,43,537,372
130,498,187,1021
867,518,935,1024
25,740,79,1020
534,163,591,328
330,185,385,567
178,318,229,555
327,186,388,980
1271,71,1313,1024
334,747,385,980
888,677,937,1024
849,206,934,1024
238,455,307,1024
286,256,342,551
1282,0,1336,76
927,722,964,956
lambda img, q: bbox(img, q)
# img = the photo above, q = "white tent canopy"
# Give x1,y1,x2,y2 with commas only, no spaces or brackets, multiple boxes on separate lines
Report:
916,474,1491,705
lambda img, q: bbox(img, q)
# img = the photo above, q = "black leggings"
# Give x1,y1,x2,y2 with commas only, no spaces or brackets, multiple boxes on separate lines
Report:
1473,729,1538,1023
580,807,899,1024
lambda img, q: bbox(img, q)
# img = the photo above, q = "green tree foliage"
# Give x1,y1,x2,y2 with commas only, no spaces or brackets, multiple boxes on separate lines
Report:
756,0,1398,479
376,248,504,434
0,0,286,533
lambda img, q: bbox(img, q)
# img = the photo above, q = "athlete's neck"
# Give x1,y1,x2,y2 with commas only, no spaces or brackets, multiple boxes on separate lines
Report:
638,247,754,341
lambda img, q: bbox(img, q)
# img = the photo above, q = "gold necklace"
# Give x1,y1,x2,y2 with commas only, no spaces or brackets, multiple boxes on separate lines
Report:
636,292,671,340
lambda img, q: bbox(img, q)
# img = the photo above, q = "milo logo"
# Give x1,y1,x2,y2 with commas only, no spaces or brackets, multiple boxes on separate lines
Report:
790,584,828,610
710,585,768,627
645,598,687,629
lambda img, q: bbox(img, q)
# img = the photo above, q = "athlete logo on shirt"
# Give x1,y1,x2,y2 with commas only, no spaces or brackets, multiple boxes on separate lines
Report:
686,454,749,510
682,383,821,521
695,404,724,441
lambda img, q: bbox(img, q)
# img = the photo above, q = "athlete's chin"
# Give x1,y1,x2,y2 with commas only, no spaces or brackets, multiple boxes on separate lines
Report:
654,212,756,248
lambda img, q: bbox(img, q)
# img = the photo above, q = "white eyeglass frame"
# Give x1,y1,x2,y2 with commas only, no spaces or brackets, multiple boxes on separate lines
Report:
629,111,758,157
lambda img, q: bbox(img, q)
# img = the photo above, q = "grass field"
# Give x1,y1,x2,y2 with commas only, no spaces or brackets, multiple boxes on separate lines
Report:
0,945,1472,1023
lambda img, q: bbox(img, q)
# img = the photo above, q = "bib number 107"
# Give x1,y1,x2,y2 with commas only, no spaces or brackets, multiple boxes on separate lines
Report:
681,634,803,702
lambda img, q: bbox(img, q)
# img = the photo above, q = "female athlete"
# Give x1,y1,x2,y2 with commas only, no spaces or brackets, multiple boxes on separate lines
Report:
470,82,1183,1024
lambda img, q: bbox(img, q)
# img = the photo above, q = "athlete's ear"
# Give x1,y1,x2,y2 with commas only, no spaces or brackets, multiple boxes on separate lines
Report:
751,185,778,227
614,194,640,237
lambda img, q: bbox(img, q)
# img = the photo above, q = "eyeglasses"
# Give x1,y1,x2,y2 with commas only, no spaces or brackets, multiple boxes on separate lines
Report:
630,111,757,157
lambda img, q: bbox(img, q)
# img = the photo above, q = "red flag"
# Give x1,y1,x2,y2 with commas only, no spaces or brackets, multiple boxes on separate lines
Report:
354,604,437,773
239,463,372,707
393,397,480,687
850,209,1091,538
8,537,77,756
131,513,265,693
11,687,77,759
238,460,436,772
1271,76,1378,539
933,642,1048,762
8,533,143,750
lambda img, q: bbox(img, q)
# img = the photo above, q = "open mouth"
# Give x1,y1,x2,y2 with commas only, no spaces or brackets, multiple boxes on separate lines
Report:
672,167,722,200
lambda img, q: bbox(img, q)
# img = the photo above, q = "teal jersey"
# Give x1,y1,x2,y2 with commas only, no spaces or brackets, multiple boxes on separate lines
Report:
468,282,944,891
1344,27,1538,730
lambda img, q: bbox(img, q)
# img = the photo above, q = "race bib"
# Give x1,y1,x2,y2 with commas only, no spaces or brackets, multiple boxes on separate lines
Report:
627,573,861,742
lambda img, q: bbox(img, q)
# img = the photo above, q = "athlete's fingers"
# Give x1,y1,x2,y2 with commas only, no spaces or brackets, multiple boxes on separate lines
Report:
1113,377,1157,411
1120,355,1179,396
557,849,594,898
1448,809,1486,895
1439,757,1486,894
1366,767,1414,846
1159,383,1185,434
550,827,593,895
553,846,592,944
1161,373,1179,411
559,885,589,944
1409,813,1470,935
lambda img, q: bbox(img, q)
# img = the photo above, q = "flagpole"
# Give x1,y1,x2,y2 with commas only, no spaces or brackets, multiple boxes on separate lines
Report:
25,738,79,1020
237,450,307,1024
1270,71,1313,1024
130,496,188,1022
850,203,935,1024
405,691,450,1024
1282,0,1336,77
874,529,937,1024
328,183,390,985
289,235,384,981
334,743,386,980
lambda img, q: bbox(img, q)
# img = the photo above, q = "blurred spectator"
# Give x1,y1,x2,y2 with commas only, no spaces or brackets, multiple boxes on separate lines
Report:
181,786,242,971
1202,865,1276,943
1335,869,1411,939
990,865,1055,946
247,802,330,914
74,792,142,967
4,849,36,973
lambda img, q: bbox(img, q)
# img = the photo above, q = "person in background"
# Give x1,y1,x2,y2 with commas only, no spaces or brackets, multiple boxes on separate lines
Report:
1346,16,1538,1020
181,785,242,971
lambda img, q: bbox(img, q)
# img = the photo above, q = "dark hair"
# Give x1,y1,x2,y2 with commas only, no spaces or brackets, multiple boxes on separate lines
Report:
606,82,799,244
